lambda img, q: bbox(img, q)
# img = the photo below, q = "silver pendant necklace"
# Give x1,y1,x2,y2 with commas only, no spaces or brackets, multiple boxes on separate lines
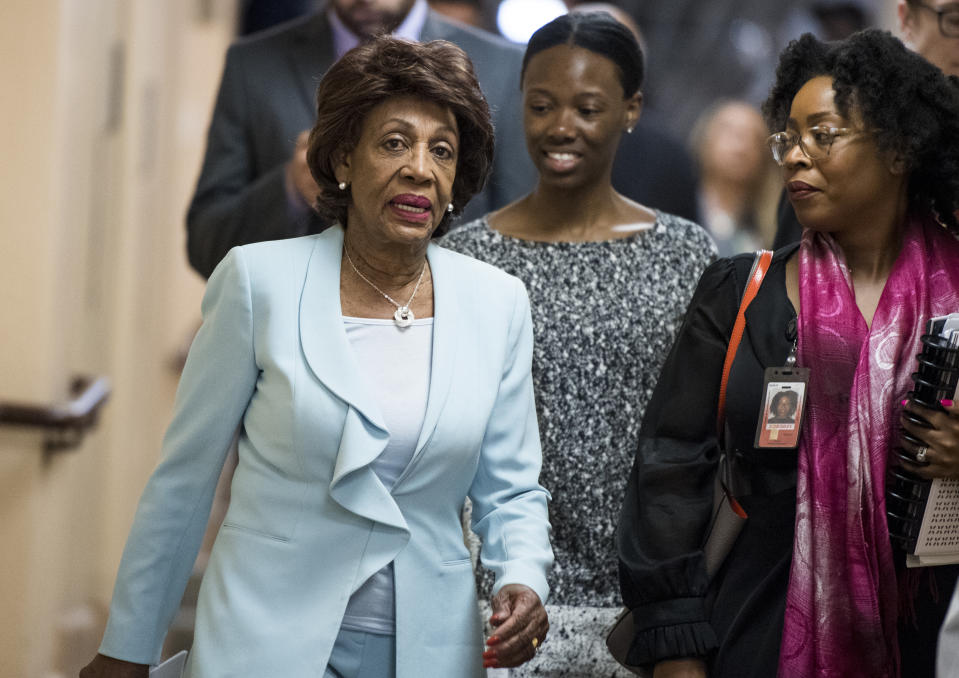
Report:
344,245,427,328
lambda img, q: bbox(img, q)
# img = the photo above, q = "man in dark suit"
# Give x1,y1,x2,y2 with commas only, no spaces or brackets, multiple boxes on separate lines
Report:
186,0,534,278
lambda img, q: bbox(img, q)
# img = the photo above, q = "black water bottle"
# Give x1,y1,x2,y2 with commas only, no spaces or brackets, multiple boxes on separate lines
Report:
886,315,959,552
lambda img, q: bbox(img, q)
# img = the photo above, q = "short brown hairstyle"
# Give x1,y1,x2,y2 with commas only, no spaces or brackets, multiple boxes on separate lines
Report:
307,37,494,235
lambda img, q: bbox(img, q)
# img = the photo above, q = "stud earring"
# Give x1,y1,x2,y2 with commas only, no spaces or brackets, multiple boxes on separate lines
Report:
338,181,348,191
447,203,454,213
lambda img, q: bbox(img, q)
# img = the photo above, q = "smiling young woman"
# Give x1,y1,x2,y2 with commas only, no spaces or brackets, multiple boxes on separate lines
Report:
440,11,716,677
520,42,634,200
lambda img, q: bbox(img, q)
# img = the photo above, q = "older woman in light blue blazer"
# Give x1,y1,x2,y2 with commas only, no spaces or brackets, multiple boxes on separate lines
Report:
81,37,552,678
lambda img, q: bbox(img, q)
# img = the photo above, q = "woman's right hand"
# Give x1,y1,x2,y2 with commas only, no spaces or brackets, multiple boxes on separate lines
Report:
483,584,549,669
653,658,707,678
79,654,149,678
899,399,959,478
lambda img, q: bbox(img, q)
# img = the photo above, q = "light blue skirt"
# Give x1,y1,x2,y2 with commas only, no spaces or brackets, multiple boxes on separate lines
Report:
324,627,396,678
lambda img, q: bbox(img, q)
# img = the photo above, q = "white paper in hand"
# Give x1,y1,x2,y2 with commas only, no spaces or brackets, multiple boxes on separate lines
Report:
149,651,187,678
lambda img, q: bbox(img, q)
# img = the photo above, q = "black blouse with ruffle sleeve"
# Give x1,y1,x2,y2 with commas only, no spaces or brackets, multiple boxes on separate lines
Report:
617,245,800,676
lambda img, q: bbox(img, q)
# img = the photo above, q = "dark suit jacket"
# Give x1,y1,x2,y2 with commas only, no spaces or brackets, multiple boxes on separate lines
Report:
186,9,535,278
612,116,699,222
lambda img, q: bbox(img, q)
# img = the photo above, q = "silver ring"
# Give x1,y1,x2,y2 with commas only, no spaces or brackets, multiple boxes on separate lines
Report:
916,446,929,463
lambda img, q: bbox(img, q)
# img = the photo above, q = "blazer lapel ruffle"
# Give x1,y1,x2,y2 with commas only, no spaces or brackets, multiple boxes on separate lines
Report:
394,244,457,487
299,228,409,541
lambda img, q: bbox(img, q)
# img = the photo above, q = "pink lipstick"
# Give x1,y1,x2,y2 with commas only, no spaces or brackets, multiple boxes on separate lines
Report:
786,181,820,200
389,194,433,223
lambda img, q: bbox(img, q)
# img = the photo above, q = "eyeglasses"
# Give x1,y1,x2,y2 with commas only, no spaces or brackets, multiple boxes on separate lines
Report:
914,2,959,38
766,126,858,166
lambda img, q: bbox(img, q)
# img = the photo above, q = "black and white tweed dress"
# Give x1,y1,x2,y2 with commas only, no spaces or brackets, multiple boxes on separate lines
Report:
440,212,716,677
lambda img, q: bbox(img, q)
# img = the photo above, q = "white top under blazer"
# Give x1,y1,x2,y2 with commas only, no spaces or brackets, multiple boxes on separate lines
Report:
341,316,433,635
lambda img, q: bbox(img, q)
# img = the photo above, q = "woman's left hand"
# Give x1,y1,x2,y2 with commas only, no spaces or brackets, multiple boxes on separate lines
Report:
899,399,959,479
482,584,549,669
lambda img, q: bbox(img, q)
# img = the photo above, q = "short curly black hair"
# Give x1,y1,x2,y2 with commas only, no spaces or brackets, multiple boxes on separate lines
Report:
762,29,959,233
307,37,494,236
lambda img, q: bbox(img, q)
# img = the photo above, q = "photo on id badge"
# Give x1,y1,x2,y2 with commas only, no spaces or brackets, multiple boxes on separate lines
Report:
756,382,804,448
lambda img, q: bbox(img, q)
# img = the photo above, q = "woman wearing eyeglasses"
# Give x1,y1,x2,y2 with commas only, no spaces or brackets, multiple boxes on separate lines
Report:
617,29,959,678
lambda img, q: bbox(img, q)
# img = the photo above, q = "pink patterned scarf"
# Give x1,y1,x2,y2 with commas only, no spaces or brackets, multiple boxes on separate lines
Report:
778,215,959,678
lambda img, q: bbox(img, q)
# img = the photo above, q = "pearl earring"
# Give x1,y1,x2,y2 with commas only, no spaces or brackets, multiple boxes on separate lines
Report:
338,182,347,191
626,127,634,134
447,203,454,213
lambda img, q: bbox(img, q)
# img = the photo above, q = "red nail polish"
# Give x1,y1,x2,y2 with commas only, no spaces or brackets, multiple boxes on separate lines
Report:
943,399,955,408
487,636,500,646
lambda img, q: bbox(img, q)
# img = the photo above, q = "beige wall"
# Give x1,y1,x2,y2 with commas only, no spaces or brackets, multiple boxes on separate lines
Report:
0,1,236,675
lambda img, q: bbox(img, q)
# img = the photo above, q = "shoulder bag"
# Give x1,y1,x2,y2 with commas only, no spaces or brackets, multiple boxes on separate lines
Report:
606,250,774,676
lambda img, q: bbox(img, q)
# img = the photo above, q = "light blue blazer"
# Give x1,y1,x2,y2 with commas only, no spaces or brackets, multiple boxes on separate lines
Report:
99,226,553,677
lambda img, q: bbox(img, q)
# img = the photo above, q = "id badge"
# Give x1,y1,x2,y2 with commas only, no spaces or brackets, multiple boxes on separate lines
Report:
754,367,810,449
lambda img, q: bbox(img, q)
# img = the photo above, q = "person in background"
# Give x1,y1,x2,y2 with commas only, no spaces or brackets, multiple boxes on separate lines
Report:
809,0,877,41
618,29,959,678
899,0,959,77
79,37,552,678
441,12,715,676
185,0,535,278
571,1,700,222
689,99,779,256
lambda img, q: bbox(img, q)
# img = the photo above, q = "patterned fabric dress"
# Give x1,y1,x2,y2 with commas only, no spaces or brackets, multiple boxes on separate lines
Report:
440,213,716,676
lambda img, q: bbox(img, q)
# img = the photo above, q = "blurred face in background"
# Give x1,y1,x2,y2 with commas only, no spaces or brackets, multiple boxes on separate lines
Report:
899,0,959,76
332,0,417,38
697,102,768,187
